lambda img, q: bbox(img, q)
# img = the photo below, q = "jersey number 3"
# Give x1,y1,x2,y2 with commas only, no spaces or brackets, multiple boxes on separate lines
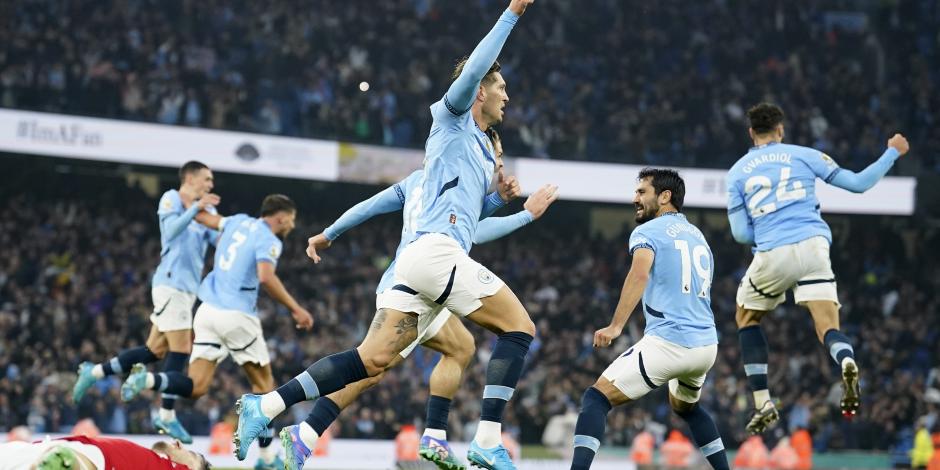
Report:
218,231,247,271
674,239,711,298
744,167,807,218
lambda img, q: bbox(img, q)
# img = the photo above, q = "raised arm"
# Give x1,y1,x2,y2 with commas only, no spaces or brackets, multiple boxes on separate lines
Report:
324,185,405,241
828,134,908,193
443,1,531,114
474,183,557,243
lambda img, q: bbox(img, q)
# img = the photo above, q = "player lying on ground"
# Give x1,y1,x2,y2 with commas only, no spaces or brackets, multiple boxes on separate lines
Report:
726,102,910,434
570,168,729,470
289,128,557,470
72,161,220,444
121,194,313,470
0,435,209,470
235,2,537,469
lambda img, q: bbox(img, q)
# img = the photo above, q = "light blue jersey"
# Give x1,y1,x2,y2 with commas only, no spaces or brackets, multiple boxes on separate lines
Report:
198,214,282,315
411,9,519,252
152,189,216,293
323,170,532,295
727,142,901,251
628,213,717,348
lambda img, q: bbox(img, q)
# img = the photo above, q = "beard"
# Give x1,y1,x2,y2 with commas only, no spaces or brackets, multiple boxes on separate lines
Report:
635,202,658,223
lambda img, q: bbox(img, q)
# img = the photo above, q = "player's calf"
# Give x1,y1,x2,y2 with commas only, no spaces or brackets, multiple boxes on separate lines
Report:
670,398,729,470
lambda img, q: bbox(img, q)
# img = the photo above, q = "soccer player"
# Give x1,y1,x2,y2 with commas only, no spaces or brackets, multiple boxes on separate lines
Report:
71,161,219,443
121,194,313,470
292,128,558,470
235,2,536,468
0,435,210,470
727,103,910,433
570,169,728,470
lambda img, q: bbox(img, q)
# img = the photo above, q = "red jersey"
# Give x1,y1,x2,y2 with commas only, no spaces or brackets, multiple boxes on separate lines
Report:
59,436,191,470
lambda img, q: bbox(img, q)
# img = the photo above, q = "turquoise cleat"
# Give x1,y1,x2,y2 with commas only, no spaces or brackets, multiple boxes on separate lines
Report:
233,394,271,461
254,454,285,470
120,363,148,402
279,425,312,470
419,435,466,470
467,441,516,470
72,361,98,404
153,415,193,444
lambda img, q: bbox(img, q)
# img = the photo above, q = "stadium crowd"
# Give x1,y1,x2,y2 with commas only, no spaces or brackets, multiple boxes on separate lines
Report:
1,0,938,172
0,164,936,455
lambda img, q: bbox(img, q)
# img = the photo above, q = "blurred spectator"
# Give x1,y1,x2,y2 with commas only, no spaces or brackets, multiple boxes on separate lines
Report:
0,0,937,172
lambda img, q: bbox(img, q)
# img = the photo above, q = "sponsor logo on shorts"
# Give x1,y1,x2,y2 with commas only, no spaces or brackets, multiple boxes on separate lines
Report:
478,269,494,284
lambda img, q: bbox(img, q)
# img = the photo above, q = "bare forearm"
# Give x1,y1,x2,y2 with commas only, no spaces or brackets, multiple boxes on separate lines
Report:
262,276,301,311
610,272,648,328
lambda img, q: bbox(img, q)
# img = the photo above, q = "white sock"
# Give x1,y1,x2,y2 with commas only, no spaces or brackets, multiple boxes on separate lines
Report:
473,421,502,448
754,390,771,408
259,439,279,464
299,421,320,450
159,408,176,422
91,364,105,379
145,373,156,389
260,393,286,420
423,428,447,441
842,357,856,369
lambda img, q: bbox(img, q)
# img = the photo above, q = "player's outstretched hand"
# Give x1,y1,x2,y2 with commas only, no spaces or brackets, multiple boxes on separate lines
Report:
888,133,909,156
292,307,314,331
593,324,622,348
508,0,534,16
498,171,522,202
197,193,221,210
306,233,332,264
524,184,559,219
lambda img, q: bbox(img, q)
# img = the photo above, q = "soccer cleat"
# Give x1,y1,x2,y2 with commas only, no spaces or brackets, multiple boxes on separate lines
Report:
72,361,97,404
120,363,148,402
233,394,271,461
467,441,515,470
37,445,78,470
419,435,466,470
840,360,861,418
745,400,780,435
280,425,312,470
253,454,285,470
153,415,193,444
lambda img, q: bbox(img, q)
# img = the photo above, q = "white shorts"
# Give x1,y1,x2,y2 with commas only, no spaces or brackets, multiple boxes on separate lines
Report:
736,236,840,311
376,291,454,359
382,232,504,338
150,285,196,332
191,302,270,366
602,335,717,403
0,439,105,470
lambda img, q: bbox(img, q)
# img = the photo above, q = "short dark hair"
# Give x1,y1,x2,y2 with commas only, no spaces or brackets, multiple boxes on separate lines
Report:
260,194,296,217
638,168,685,211
452,56,502,87
179,161,209,183
485,126,500,144
747,103,785,135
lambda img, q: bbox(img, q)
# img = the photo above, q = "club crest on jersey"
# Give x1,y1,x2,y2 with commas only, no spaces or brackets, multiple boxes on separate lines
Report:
269,244,281,259
820,153,837,167
161,197,173,211
478,268,495,284
449,213,457,224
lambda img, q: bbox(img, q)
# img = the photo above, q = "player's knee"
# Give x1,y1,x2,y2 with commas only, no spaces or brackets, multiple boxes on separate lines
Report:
361,352,396,376
190,382,210,399
508,315,536,337
735,307,761,327
450,329,476,367
669,395,696,415
147,341,168,359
